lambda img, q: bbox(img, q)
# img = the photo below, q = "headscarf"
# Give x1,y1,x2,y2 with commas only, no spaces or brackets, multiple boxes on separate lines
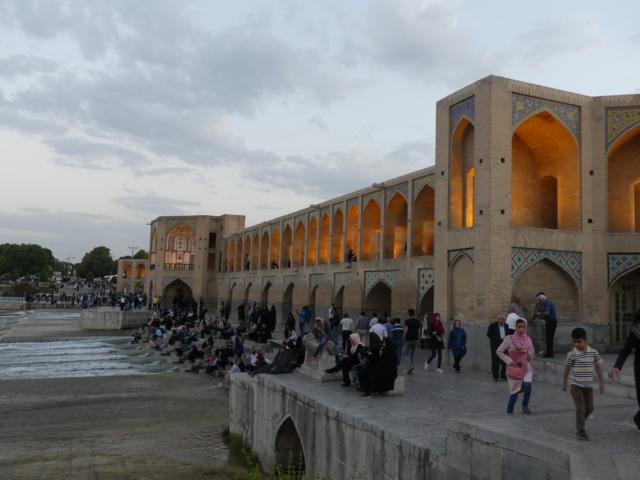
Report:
511,318,533,351
349,332,362,354
431,314,444,335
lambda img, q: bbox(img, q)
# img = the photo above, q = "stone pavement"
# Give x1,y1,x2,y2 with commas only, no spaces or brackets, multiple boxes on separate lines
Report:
258,346,639,479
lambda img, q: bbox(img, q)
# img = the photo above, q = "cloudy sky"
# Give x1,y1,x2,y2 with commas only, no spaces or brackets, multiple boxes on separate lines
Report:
0,0,638,261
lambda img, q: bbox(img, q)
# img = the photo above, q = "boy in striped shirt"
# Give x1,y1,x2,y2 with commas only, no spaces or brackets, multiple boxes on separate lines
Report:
562,328,605,441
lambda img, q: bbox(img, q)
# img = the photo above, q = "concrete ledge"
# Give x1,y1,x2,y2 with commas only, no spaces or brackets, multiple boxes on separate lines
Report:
80,309,150,330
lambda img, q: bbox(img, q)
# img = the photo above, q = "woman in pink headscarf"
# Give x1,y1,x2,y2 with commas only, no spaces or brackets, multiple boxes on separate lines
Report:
497,318,535,414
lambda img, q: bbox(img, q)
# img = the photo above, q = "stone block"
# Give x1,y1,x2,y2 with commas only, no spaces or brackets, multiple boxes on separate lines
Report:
298,348,339,382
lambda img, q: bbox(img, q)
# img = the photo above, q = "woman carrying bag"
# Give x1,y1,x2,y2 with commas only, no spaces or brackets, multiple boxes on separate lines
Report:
497,318,535,415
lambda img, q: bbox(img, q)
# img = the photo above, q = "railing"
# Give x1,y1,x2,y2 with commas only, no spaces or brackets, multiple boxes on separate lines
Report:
0,296,25,302
163,263,194,271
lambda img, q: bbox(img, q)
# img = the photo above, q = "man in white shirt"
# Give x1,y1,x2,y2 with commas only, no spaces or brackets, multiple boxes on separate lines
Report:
370,321,387,343
505,305,520,334
339,313,355,352
369,312,379,328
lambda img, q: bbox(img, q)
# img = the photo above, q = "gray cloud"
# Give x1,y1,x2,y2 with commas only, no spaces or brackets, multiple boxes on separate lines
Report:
0,54,58,77
112,194,201,215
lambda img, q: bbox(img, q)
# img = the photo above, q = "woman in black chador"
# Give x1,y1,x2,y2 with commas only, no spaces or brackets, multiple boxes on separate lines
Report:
610,309,640,431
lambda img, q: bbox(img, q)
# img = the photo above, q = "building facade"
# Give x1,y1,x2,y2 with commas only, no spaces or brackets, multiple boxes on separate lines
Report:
116,258,149,294
149,76,640,358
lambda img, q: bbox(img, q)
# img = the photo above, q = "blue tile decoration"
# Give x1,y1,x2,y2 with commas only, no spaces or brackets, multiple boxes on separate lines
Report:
418,268,435,298
334,271,353,295
608,253,640,286
448,248,474,265
451,97,475,129
606,108,640,150
512,94,580,140
386,182,409,205
511,247,581,287
364,270,399,296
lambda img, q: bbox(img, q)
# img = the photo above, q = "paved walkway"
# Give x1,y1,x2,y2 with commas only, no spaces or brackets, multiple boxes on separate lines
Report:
265,346,639,479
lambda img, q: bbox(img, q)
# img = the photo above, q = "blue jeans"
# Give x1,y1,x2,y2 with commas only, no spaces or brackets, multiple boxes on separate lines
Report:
314,335,328,357
507,382,532,413
394,341,402,365
404,340,417,366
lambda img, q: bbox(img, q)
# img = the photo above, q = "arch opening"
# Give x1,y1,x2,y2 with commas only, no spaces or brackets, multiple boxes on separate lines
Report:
361,200,381,261
252,234,260,271
164,224,196,269
150,228,157,266
121,262,132,280
608,127,640,232
271,229,281,269
384,193,408,259
412,185,435,256
512,111,580,230
306,217,318,266
293,223,305,267
418,287,434,318
309,285,317,318
318,214,330,265
260,232,270,270
364,281,391,317
450,255,474,322
261,281,272,306
346,205,359,261
228,241,236,273
609,267,640,345
335,286,344,319
331,210,344,263
163,279,193,308
244,282,252,304
136,263,146,279
450,120,475,229
244,237,252,271
282,225,293,268
235,238,243,272
283,283,294,321
274,417,305,475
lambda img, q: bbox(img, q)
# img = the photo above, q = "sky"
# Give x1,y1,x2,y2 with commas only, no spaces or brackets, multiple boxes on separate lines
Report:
0,0,639,261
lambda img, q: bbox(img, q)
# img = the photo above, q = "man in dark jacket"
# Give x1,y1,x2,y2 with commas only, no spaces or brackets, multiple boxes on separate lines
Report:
486,313,508,381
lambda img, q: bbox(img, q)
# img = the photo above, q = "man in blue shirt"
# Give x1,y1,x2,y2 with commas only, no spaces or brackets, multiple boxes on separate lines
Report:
535,292,557,358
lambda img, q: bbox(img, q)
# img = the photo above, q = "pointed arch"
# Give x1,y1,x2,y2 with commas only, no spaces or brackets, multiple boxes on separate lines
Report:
243,236,252,271
149,228,157,266
345,204,358,261
274,417,305,474
270,228,281,268
384,192,408,259
282,225,293,268
260,231,270,270
450,254,474,322
136,263,146,279
331,209,344,263
364,281,391,317
361,200,381,261
412,185,435,256
293,222,306,267
512,110,580,230
251,233,260,271
608,123,640,232
318,214,330,264
306,217,318,265
450,119,475,229
228,241,236,272
609,265,640,345
235,238,242,272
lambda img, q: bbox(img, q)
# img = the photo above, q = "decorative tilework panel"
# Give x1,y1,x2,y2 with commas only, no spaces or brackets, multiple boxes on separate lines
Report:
309,273,325,293
448,248,474,265
608,253,640,286
511,248,581,286
385,183,408,205
363,191,383,208
364,270,399,296
418,268,435,298
261,276,275,289
334,272,353,295
606,108,640,149
412,176,434,198
451,97,475,129
512,94,580,140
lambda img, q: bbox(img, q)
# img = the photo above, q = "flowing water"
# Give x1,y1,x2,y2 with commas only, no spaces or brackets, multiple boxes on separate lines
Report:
0,310,175,380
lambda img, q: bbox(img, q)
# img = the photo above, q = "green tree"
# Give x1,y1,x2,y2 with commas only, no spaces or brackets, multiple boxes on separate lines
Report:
0,243,56,280
77,246,116,279
132,249,149,259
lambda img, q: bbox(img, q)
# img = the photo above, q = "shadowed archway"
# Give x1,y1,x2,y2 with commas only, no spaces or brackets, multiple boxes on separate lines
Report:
274,417,305,475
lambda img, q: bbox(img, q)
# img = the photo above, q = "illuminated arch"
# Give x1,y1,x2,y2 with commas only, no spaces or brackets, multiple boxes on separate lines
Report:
331,209,344,263
361,200,381,261
411,185,435,256
608,124,640,232
306,217,318,265
384,192,408,259
450,119,475,229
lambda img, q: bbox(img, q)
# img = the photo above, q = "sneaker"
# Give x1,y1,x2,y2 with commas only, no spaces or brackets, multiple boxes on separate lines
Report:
577,430,589,441
522,406,531,415
407,366,415,375
436,368,444,374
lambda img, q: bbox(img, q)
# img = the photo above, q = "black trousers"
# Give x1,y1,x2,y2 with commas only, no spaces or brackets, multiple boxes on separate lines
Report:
491,347,506,379
342,330,351,352
427,346,442,368
545,320,557,356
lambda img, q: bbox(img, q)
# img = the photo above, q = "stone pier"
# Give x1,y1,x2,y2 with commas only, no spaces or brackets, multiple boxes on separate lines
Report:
80,309,150,330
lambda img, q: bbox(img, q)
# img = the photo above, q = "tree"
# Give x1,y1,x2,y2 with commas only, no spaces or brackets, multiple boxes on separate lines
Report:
132,249,149,259
0,243,56,280
77,246,116,279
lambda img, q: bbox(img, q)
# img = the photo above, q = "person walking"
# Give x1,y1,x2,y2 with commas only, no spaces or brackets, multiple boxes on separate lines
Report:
447,320,467,373
424,313,445,373
609,310,640,431
497,318,535,415
487,313,508,381
339,313,355,352
562,328,605,441
355,311,369,347
390,318,404,366
534,292,557,358
403,309,420,375
297,306,311,336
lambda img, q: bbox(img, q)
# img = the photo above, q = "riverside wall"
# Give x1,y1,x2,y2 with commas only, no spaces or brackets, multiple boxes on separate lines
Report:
80,309,150,330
